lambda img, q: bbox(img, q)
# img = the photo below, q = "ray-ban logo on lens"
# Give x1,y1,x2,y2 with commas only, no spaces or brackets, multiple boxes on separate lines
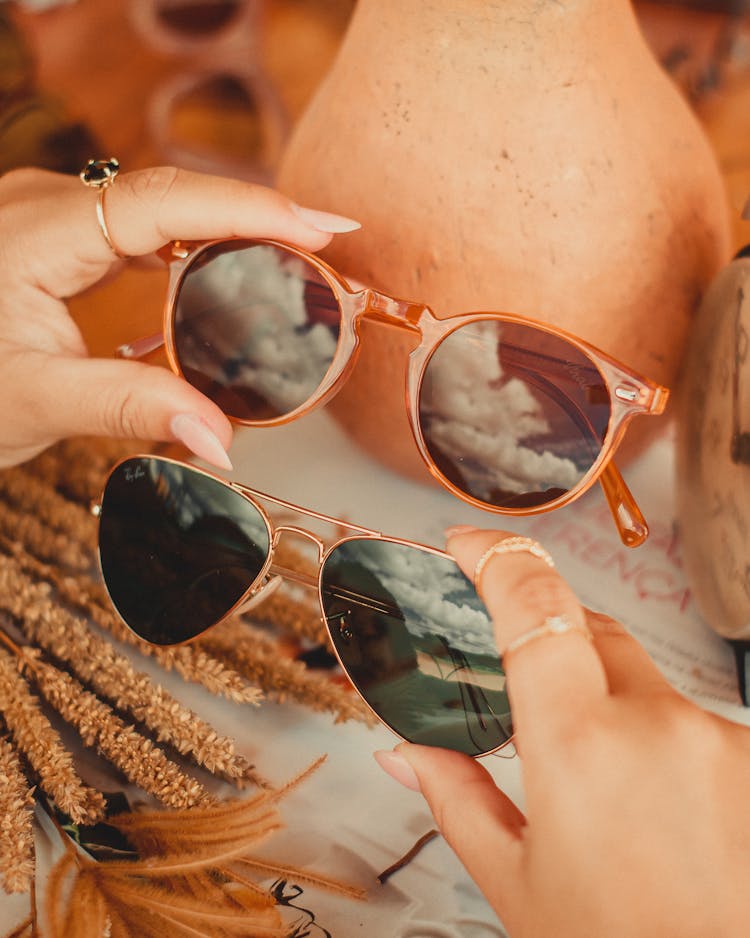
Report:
124,465,146,483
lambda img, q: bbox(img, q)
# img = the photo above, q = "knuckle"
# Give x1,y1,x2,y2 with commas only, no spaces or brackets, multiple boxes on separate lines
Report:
514,570,579,617
0,167,45,198
101,388,142,440
120,165,180,208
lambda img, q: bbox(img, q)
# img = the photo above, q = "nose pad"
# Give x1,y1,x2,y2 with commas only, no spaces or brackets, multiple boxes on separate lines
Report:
235,574,283,615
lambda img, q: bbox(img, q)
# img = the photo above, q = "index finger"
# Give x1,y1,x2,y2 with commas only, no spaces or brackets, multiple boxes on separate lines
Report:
0,166,356,280
447,527,608,752
102,165,357,257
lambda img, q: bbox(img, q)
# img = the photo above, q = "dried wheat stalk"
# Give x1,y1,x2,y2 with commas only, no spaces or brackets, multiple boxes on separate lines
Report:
0,647,105,825
0,555,264,787
15,647,212,811
200,620,378,726
0,735,35,893
0,539,265,706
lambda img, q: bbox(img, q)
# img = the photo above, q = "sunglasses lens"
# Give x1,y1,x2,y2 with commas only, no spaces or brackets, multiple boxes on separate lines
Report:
173,241,342,421
419,320,611,509
321,538,512,755
154,0,244,36
98,457,270,645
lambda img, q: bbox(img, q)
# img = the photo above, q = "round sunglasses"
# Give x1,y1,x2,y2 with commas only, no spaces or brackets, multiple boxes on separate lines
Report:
94,455,513,758
119,239,669,547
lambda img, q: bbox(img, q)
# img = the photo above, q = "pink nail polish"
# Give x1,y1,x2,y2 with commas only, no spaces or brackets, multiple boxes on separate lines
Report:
291,203,362,233
373,749,421,792
444,525,478,539
169,413,233,471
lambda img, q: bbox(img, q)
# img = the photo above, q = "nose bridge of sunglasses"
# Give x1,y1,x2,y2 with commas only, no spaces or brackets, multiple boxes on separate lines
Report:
360,289,429,334
264,524,326,592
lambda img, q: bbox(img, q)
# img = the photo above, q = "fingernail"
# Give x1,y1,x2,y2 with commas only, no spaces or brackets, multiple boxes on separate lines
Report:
373,749,421,792
291,203,362,233
169,413,233,471
444,525,478,539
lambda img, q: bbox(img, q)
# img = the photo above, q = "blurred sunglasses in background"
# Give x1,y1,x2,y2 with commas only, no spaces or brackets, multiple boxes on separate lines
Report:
0,8,99,175
95,454,513,757
129,0,288,183
120,239,669,547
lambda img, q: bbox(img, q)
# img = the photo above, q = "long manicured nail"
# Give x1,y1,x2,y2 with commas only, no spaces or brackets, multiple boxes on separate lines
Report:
373,749,421,792
291,203,362,233
444,525,478,539
169,413,233,471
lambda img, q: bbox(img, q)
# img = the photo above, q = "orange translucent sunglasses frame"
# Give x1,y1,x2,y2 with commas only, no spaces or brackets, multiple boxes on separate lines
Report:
119,238,669,548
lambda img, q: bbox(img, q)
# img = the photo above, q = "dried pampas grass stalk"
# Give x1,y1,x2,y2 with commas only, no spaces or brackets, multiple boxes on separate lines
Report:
45,757,366,938
13,646,212,811
200,620,378,725
0,647,105,825
22,437,134,505
0,500,90,572
0,466,96,555
0,556,263,786
0,735,35,893
0,540,265,707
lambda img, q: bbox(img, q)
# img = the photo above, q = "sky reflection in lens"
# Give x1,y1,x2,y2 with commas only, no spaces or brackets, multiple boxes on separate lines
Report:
419,320,611,509
174,241,340,419
321,538,512,755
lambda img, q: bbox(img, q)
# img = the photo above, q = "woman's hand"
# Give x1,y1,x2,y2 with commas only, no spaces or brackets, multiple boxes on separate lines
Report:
375,527,750,938
0,164,359,468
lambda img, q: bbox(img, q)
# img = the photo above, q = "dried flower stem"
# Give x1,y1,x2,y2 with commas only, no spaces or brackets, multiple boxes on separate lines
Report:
15,647,212,811
0,556,263,786
21,437,133,506
0,467,96,554
0,647,105,825
1,915,34,938
0,541,264,707
200,621,378,725
251,586,329,646
0,735,35,893
0,500,90,572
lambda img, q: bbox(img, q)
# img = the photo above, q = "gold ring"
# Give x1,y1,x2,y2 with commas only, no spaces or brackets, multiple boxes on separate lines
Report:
474,536,555,591
79,158,127,259
501,615,593,660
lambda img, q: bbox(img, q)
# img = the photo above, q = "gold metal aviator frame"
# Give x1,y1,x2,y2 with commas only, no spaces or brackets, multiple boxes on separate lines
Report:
94,454,514,758
119,239,669,547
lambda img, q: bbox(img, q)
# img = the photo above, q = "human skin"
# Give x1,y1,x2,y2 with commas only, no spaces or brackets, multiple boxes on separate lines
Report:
0,165,358,469
375,526,750,938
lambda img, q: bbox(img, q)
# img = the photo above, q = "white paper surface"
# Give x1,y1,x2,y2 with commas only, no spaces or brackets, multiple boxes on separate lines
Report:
2,408,747,936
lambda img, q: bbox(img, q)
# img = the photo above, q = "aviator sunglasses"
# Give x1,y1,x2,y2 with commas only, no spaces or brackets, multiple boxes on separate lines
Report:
120,239,670,547
95,455,513,757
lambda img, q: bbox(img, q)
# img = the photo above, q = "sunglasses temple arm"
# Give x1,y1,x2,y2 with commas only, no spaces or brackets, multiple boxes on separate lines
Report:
598,462,649,548
116,332,166,360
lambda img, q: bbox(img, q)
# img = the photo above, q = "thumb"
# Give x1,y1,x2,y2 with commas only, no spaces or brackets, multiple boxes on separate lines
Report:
26,354,234,468
376,743,526,918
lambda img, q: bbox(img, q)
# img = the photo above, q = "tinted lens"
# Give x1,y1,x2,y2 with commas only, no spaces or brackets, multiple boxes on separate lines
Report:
98,457,270,645
321,538,512,756
173,241,342,421
419,320,611,509
154,0,244,36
